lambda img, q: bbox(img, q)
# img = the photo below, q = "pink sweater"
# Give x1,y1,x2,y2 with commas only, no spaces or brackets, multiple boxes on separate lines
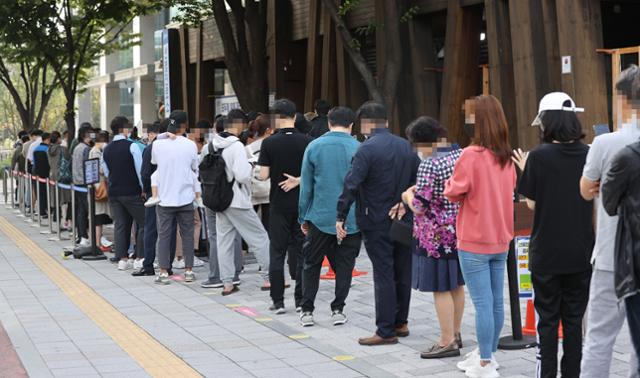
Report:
444,147,516,254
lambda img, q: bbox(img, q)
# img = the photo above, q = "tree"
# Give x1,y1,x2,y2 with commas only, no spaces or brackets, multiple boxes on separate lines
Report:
0,1,163,141
171,0,269,112
0,58,57,133
322,0,417,123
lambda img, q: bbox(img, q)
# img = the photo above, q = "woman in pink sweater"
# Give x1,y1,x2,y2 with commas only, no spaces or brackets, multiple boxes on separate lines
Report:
444,95,516,378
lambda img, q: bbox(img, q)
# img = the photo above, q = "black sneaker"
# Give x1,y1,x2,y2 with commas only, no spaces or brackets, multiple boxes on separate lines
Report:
269,304,285,315
201,279,224,288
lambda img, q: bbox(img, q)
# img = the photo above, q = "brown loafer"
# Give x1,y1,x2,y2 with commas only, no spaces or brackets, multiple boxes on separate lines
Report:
420,341,460,359
395,324,410,337
358,334,398,346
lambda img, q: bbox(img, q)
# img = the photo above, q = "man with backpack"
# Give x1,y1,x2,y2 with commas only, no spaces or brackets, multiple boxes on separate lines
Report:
200,114,270,296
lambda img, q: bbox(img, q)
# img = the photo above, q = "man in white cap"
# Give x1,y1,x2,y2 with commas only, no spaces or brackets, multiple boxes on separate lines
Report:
580,65,640,378
514,92,594,378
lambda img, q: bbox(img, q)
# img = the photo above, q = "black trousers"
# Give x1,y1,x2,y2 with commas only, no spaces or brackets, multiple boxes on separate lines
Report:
362,229,412,338
269,209,304,307
532,270,591,378
627,293,640,376
75,189,88,239
109,195,145,260
38,181,48,216
301,223,361,313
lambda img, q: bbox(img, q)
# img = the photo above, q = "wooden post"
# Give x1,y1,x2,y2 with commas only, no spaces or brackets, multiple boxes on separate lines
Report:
335,19,348,106
485,0,518,148
320,3,337,105
195,24,203,120
440,1,483,145
556,0,609,141
304,0,322,112
408,18,440,119
178,26,190,119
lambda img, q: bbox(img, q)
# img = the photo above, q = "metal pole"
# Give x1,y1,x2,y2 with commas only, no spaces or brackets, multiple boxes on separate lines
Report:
71,184,77,245
41,178,53,234
9,170,15,209
27,174,35,223
56,184,62,239
18,174,25,217
34,176,41,227
3,169,8,206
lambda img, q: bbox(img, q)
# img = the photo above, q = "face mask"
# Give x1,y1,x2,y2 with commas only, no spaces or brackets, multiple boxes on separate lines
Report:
463,123,475,139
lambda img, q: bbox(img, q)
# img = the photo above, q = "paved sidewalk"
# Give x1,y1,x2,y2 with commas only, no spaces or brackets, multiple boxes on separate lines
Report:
0,202,635,377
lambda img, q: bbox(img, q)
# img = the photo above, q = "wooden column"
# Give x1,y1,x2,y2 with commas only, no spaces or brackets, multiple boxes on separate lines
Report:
556,0,609,141
335,23,348,106
178,26,190,118
409,18,440,119
195,25,204,120
267,0,288,98
485,0,518,148
439,1,483,145
320,3,337,105
304,0,322,111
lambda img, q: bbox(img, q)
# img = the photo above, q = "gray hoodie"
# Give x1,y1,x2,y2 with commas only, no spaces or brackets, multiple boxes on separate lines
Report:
201,134,253,209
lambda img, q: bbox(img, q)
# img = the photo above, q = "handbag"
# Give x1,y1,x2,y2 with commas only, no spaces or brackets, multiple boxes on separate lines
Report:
95,180,108,202
388,158,413,247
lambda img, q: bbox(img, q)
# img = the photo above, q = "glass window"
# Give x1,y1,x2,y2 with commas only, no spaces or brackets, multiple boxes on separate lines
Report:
119,86,134,121
155,30,163,62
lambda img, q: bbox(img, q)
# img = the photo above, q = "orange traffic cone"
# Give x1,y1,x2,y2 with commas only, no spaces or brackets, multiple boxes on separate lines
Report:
522,298,565,339
523,299,537,336
320,257,336,280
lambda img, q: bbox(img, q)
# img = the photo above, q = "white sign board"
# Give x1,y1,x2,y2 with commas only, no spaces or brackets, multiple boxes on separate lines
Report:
562,55,572,74
83,158,100,186
515,236,533,300
162,29,171,114
215,93,276,116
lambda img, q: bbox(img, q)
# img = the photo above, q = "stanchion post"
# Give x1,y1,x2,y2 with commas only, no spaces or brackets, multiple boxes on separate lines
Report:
9,170,15,209
19,174,25,217
44,178,53,234
35,176,41,227
55,183,62,239
28,174,35,222
71,184,77,245
3,169,7,206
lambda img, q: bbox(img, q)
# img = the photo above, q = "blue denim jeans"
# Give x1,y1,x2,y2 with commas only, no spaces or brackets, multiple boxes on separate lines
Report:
458,250,508,360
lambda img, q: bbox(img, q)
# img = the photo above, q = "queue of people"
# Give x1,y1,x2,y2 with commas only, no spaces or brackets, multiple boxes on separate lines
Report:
7,65,640,378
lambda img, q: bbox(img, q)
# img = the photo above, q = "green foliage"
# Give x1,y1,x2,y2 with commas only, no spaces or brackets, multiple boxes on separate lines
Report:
168,0,212,27
338,0,360,17
355,22,380,37
400,5,420,23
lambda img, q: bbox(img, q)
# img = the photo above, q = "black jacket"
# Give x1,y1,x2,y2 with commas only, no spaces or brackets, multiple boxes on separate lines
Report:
141,143,156,196
337,128,420,232
308,115,328,138
602,141,640,301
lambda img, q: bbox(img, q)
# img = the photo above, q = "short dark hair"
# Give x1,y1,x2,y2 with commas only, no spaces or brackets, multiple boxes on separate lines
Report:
41,132,51,141
62,130,69,136
195,119,212,129
406,116,446,144
30,129,43,137
50,131,61,144
18,130,28,139
315,99,330,116
328,106,356,128
271,98,297,118
78,124,93,140
356,101,387,121
540,110,585,143
158,118,171,134
96,130,110,143
215,116,226,133
148,121,161,134
616,64,640,105
227,109,248,123
110,116,130,135
21,135,29,143
294,112,310,132
247,111,259,122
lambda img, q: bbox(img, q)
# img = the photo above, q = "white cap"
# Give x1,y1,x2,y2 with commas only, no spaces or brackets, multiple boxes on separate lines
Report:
531,92,584,127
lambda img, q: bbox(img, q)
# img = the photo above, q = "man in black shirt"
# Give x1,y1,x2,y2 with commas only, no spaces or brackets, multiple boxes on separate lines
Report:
308,99,330,138
258,99,312,313
516,92,594,378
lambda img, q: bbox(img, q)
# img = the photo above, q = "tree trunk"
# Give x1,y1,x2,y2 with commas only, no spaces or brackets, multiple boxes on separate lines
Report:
380,1,403,127
64,93,75,144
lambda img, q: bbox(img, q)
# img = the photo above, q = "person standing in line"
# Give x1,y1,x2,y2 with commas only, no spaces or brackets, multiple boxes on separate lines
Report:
89,131,113,254
579,65,640,378
258,99,312,313
246,114,272,231
308,99,330,138
11,131,28,204
401,117,465,359
32,132,51,218
601,67,640,378
24,129,43,211
444,95,516,378
102,116,145,271
205,114,270,295
48,131,72,226
298,106,361,327
337,101,420,346
201,117,244,289
72,124,94,247
515,92,594,378
151,110,199,284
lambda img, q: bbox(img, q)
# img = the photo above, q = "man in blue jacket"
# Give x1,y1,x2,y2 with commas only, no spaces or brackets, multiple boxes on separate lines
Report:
337,101,420,346
298,106,361,327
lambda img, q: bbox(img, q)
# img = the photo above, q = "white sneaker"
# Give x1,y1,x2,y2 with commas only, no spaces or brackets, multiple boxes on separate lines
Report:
77,238,90,247
193,257,205,267
172,258,185,269
457,349,500,372
144,196,161,208
133,259,144,270
100,237,113,247
117,259,133,271
193,197,204,208
464,362,500,378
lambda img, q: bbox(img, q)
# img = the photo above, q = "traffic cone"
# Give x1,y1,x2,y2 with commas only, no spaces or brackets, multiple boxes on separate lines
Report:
320,257,336,280
522,299,537,336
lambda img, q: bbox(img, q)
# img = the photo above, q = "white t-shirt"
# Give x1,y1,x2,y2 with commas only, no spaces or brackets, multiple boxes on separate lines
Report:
151,136,198,207
583,123,640,271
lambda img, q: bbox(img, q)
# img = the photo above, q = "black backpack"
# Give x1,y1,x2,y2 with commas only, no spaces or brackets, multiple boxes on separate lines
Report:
199,142,234,212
